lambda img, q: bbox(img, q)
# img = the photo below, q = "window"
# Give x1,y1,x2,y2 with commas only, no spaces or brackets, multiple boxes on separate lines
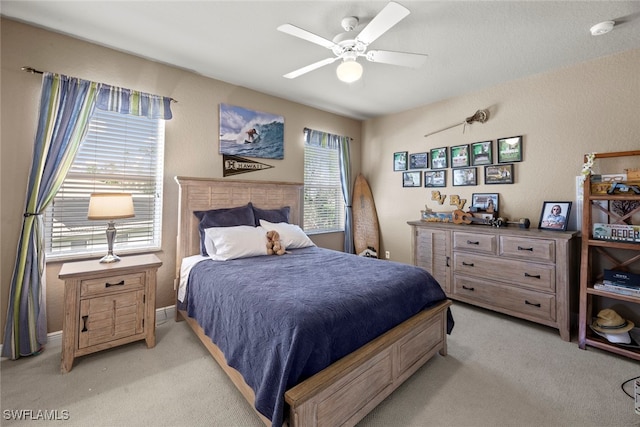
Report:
303,131,345,234
44,108,164,260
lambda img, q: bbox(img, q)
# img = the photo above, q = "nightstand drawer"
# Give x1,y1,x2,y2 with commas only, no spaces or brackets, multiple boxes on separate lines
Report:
80,272,145,297
500,236,555,263
453,231,496,254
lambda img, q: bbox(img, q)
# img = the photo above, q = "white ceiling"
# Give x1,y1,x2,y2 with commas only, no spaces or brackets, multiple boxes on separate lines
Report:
2,1,640,120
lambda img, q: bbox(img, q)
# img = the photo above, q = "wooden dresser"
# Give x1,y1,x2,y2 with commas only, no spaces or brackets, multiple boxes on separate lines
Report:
408,221,578,341
59,254,162,373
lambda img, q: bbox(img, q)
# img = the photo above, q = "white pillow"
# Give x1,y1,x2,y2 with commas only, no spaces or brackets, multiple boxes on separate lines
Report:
259,220,315,249
204,226,268,261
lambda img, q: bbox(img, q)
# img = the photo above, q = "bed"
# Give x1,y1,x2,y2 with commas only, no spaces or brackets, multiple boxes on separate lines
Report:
174,176,453,427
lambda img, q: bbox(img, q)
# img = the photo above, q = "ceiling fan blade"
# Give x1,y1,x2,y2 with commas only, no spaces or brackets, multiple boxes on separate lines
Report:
283,57,339,79
277,24,336,49
366,50,427,68
356,1,410,46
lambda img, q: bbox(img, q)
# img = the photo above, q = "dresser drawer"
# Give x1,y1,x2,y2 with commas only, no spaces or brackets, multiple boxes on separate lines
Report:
453,276,556,322
80,272,145,297
500,236,555,263
453,231,496,254
453,253,555,292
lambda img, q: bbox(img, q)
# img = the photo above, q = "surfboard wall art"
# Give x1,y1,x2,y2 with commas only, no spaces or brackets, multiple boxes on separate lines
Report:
219,103,284,160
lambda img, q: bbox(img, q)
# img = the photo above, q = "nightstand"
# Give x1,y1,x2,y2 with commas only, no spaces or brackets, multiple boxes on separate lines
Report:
58,254,162,373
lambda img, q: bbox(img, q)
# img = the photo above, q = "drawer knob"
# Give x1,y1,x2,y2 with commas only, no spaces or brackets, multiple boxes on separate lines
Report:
466,240,480,245
462,285,475,291
524,273,541,279
105,280,125,288
517,246,533,251
525,300,541,308
462,261,475,267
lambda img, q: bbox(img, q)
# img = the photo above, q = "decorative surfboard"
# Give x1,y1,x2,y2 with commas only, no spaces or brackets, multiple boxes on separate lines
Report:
352,173,380,258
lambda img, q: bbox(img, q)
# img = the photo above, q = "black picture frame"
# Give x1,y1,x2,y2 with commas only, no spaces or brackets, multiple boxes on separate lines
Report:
402,171,422,187
452,167,477,186
409,152,429,169
450,144,470,168
497,135,523,163
471,141,493,166
430,147,448,169
393,151,408,171
539,201,572,231
484,164,514,184
424,170,446,187
471,193,499,213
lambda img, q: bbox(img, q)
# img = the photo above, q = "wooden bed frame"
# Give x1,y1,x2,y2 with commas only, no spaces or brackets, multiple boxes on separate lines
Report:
174,176,451,427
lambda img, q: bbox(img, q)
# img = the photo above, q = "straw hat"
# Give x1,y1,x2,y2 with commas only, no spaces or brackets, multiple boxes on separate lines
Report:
591,309,634,334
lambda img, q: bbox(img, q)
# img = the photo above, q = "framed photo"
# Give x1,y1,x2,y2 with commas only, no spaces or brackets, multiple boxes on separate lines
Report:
450,144,470,168
484,164,514,184
393,151,408,171
409,152,429,169
497,135,523,163
471,141,493,166
402,171,422,187
471,193,499,213
452,167,477,186
539,202,571,231
430,147,448,169
219,103,284,159
424,170,446,188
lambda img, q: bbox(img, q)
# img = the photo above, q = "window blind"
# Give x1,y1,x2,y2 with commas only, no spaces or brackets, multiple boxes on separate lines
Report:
45,108,164,259
303,142,345,233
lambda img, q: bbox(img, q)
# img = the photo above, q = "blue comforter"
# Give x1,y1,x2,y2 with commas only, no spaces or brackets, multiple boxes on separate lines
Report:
185,246,452,426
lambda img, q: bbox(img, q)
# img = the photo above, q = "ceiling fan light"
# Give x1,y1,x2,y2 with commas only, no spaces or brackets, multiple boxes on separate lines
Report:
336,59,363,83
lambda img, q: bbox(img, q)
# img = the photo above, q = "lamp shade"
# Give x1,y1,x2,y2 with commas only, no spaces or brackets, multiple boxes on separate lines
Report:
336,59,363,83
87,193,135,220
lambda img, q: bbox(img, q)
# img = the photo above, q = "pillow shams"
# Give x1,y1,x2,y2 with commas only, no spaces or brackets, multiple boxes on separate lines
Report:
204,225,268,261
252,205,290,226
194,203,255,256
259,220,315,249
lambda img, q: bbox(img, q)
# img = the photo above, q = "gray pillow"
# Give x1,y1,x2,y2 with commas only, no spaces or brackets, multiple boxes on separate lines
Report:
252,205,290,226
194,203,255,256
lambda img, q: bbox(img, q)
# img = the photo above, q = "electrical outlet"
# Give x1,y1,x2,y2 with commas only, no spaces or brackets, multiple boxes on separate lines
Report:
385,251,390,259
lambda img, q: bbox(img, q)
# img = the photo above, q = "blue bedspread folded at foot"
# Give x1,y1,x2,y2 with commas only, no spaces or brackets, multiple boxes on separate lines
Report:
186,246,453,426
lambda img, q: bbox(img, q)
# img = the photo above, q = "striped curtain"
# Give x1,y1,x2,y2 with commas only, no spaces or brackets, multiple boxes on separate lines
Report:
2,73,174,359
2,73,98,359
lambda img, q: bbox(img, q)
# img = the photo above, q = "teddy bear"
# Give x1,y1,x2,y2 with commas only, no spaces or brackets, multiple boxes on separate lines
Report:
266,230,286,255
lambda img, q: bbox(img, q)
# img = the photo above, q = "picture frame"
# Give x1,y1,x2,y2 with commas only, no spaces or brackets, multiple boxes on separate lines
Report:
409,152,429,169
424,170,446,188
539,201,572,231
450,144,470,168
393,151,408,171
452,167,477,186
484,164,514,184
471,193,499,213
402,171,422,187
497,135,523,163
471,141,493,166
219,103,284,159
430,147,448,169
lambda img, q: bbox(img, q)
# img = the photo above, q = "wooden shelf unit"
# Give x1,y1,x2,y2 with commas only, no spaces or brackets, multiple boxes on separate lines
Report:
577,150,640,361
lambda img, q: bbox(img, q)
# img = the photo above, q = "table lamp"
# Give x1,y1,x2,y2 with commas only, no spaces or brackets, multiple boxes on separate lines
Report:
87,193,135,263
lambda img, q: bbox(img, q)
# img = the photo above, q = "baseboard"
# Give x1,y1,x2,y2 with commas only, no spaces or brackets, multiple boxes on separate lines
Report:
0,305,176,358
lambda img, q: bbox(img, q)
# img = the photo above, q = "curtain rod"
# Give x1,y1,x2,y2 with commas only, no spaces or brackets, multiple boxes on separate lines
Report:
21,66,178,103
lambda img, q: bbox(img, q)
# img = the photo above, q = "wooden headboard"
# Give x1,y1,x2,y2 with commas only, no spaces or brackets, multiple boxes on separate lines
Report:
174,177,304,287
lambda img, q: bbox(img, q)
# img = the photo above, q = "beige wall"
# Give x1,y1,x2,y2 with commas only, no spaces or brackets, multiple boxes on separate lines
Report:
0,19,362,338
363,48,640,264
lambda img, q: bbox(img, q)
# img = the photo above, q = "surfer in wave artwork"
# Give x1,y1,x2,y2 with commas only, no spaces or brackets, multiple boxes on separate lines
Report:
219,103,284,159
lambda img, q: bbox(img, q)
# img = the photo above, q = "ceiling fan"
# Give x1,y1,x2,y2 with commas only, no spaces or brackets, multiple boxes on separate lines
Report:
277,1,427,83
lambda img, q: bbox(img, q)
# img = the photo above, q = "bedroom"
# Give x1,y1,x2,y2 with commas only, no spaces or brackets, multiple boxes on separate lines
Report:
1,1,640,425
